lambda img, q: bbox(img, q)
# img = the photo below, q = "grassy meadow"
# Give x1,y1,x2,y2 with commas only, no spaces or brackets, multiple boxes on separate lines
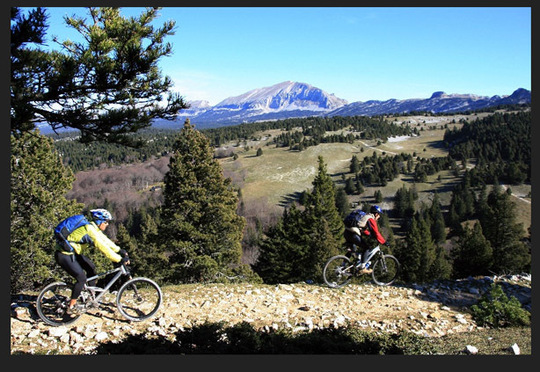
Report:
218,113,531,235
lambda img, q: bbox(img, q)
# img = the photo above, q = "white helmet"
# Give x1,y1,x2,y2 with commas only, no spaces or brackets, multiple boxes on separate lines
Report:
90,208,113,223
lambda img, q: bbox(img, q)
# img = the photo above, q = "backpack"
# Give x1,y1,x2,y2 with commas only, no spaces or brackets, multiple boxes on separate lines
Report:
54,214,90,252
344,209,369,229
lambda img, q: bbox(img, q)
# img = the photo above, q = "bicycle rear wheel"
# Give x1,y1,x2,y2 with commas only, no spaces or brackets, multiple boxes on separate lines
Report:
371,254,400,286
36,282,82,326
116,277,162,321
323,255,354,288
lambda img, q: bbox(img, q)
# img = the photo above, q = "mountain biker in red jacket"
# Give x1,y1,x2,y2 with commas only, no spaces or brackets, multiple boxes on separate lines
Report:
54,209,129,313
344,205,389,274
362,205,388,246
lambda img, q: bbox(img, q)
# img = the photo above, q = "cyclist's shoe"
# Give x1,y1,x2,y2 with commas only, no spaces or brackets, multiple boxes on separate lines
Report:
66,303,85,315
65,306,78,315
359,268,373,275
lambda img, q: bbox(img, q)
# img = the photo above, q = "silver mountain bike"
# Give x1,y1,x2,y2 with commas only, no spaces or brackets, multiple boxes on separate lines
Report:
36,262,162,326
323,244,400,288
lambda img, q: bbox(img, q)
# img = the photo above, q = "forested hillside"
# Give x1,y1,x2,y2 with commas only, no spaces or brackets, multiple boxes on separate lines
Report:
444,111,531,184
51,115,416,172
42,109,532,290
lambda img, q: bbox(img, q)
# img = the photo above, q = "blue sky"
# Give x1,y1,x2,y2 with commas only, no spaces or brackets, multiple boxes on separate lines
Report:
38,6,531,105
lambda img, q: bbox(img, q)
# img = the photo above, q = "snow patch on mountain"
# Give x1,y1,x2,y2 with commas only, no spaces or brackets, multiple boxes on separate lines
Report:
215,81,347,112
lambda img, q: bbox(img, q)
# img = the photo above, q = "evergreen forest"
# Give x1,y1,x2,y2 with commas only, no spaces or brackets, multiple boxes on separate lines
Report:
13,109,531,292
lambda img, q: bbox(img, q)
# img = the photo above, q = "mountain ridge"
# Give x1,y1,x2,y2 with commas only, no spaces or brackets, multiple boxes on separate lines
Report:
178,81,348,127
37,82,531,133
169,81,530,129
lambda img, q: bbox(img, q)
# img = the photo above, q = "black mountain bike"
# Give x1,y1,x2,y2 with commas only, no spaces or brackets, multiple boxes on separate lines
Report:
323,244,400,288
36,262,162,326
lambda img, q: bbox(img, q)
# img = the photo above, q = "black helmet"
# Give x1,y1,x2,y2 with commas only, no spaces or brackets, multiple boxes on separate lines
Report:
370,205,383,214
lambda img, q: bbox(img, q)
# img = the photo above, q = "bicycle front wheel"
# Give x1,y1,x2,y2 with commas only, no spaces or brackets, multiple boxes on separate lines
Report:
116,277,162,321
371,254,400,286
36,282,82,326
323,255,354,288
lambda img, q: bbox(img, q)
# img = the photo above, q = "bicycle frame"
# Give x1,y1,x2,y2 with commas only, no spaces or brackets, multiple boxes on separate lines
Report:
362,245,381,264
82,264,130,305
323,244,399,288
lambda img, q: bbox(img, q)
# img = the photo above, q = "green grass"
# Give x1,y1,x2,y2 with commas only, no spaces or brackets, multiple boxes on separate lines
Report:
224,142,358,206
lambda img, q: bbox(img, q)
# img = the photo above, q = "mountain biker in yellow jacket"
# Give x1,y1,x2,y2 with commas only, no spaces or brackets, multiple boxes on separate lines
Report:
54,209,129,312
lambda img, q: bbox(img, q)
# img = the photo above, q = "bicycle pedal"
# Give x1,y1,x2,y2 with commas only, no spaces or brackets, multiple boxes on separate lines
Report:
66,305,85,315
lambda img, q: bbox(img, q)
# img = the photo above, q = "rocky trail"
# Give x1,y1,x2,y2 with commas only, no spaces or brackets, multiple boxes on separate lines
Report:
10,274,531,355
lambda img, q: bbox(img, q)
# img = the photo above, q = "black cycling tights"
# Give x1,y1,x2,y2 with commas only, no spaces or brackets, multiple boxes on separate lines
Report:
54,251,97,300
344,229,366,258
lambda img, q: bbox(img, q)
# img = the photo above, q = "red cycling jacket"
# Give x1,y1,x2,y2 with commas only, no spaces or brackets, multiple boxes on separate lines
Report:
362,217,386,245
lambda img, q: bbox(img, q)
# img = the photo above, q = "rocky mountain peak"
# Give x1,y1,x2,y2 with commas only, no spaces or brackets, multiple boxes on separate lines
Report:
166,83,530,129
215,81,348,111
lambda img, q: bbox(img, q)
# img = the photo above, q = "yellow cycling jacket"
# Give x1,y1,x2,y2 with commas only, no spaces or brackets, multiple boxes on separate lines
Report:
57,221,122,263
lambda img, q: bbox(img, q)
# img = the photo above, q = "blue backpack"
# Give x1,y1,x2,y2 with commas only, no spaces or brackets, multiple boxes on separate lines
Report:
344,209,368,229
54,214,90,252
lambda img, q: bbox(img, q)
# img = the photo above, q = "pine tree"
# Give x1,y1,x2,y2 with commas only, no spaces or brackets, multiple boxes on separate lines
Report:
158,120,250,283
349,154,360,174
415,215,436,282
399,214,437,283
429,245,452,280
399,218,422,282
115,223,139,266
355,177,364,194
253,205,305,283
10,131,84,293
254,157,343,283
116,207,168,283
478,185,530,274
11,7,188,146
301,157,344,279
428,193,447,244
334,187,349,218
344,177,356,194
452,222,493,278
305,156,344,239
303,218,341,281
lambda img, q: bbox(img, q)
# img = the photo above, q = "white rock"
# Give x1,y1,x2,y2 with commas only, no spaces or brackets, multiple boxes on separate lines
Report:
333,315,346,327
511,343,520,355
280,294,295,301
27,329,41,338
465,345,478,354
48,327,68,337
94,331,108,342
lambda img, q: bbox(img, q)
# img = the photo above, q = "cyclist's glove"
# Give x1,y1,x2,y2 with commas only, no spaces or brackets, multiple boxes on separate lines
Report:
117,249,129,264
383,241,390,247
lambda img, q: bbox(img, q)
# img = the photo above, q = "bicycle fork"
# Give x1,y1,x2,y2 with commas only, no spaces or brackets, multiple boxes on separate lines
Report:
376,253,388,272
